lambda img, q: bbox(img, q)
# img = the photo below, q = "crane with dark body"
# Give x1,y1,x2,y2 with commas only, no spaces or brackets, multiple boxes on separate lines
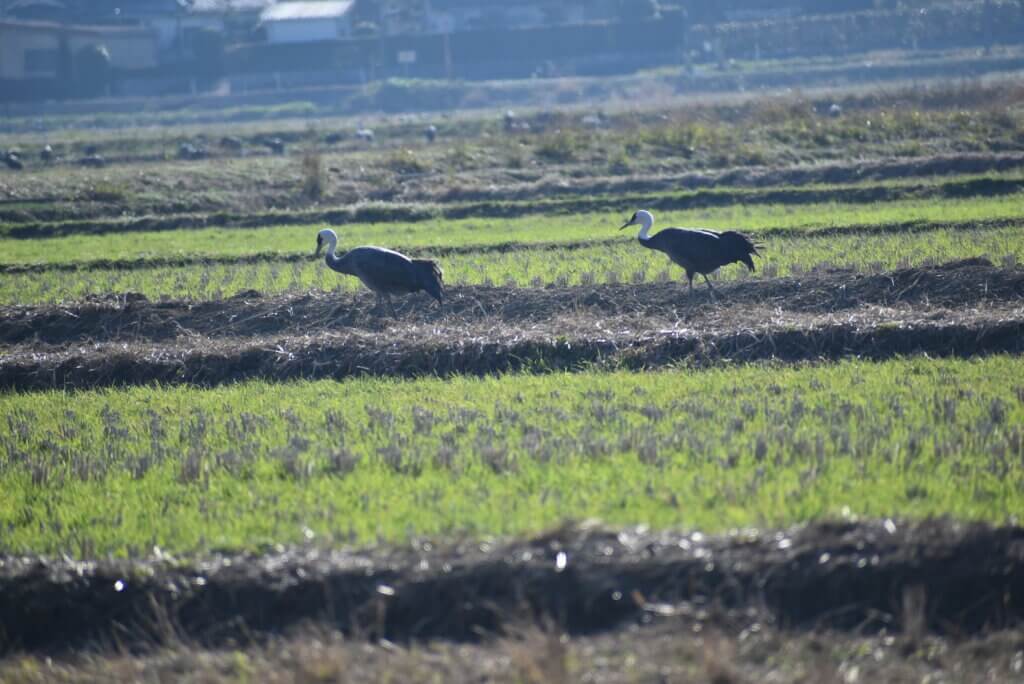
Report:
315,228,444,316
621,210,760,297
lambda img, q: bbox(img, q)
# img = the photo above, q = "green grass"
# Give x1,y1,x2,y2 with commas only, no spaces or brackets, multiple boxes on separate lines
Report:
4,193,1022,266
2,357,1022,557
2,224,1019,304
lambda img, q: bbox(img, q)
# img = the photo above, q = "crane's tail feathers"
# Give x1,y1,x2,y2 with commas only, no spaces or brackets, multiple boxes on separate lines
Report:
719,231,760,272
413,259,444,303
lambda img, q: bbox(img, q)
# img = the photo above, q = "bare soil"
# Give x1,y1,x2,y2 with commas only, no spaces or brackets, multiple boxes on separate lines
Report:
1,261,1021,391
1,519,1022,658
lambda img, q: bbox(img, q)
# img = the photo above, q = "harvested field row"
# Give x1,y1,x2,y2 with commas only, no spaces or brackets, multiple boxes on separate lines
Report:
1,519,1022,656
4,152,1023,230
2,302,1022,391
420,152,1024,204
2,260,1019,346
3,217,1021,276
5,174,1023,240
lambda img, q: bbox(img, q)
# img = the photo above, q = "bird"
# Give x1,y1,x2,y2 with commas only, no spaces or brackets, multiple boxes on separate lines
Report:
315,228,443,316
620,209,760,298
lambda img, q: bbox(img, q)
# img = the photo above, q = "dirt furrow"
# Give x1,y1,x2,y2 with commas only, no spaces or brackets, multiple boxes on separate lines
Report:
1,260,1020,347
2,304,1022,391
2,520,1022,655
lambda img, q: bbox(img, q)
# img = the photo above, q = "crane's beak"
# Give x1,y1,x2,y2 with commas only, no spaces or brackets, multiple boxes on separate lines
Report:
314,239,323,257
619,219,634,230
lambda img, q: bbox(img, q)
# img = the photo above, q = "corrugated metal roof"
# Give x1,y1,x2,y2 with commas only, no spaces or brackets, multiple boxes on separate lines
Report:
261,1,352,21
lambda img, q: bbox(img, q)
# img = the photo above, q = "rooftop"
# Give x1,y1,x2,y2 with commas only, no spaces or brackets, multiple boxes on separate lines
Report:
189,0,276,13
260,1,352,22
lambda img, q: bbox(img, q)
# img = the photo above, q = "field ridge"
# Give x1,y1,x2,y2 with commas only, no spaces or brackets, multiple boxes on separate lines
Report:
2,258,1018,345
2,519,1021,655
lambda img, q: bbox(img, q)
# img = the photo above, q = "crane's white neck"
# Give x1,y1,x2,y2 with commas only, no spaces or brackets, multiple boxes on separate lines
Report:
320,230,339,261
635,211,654,241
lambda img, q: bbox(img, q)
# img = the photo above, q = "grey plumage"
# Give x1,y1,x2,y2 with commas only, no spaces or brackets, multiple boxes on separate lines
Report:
621,209,759,296
316,228,443,316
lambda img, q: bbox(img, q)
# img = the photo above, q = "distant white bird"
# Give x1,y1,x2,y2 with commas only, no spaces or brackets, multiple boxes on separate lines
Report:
621,210,760,297
315,228,443,316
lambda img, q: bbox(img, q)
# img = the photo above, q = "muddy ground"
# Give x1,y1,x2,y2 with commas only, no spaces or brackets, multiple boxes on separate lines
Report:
1,519,1022,658
1,260,1021,391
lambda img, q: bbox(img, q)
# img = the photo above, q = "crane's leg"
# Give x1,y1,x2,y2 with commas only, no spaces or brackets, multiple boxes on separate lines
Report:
386,294,398,318
686,271,694,298
702,274,718,301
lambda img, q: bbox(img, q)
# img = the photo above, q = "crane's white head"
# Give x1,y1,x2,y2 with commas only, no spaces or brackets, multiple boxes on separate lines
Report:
315,228,337,257
620,210,654,240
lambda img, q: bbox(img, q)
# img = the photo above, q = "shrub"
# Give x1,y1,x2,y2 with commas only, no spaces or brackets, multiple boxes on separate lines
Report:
301,151,325,200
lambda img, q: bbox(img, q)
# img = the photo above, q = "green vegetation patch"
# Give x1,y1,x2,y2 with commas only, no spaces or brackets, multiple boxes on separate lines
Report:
2,357,1022,557
4,193,1021,266
2,223,1019,304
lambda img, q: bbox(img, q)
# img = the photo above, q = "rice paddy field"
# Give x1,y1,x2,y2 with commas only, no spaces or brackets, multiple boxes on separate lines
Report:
3,76,1024,682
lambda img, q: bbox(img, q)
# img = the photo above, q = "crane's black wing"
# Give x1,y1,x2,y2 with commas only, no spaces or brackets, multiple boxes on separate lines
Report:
644,228,725,274
344,246,443,301
646,228,758,273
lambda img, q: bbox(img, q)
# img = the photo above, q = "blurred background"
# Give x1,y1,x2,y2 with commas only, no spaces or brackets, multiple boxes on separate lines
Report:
1,0,1022,108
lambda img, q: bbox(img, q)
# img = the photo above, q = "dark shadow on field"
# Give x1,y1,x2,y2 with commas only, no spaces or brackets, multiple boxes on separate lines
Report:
1,519,1022,657
2,259,1021,346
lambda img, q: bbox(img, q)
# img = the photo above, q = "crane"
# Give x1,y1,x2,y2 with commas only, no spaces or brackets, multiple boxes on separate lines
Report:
315,228,444,316
620,210,759,297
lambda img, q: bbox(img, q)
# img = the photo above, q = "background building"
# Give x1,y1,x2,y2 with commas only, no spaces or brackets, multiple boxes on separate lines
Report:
260,1,355,44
